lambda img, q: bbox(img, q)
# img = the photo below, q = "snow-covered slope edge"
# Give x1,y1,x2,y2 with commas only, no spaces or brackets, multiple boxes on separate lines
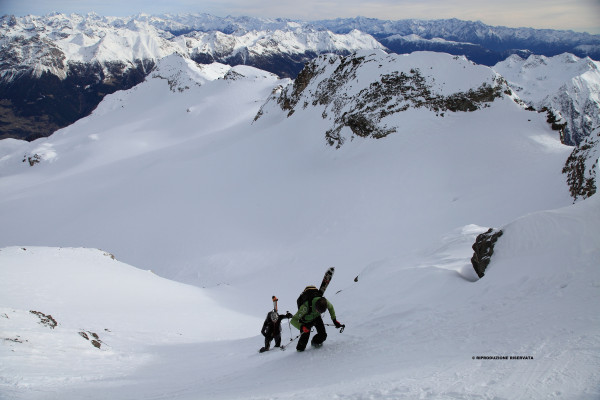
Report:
1,53,285,177
298,192,600,400
0,246,259,396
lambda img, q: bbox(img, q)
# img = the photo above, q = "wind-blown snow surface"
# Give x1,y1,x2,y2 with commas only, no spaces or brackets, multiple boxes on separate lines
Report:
1,52,599,399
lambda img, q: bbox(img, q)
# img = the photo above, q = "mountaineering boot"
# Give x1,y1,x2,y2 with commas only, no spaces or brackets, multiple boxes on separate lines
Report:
259,345,270,353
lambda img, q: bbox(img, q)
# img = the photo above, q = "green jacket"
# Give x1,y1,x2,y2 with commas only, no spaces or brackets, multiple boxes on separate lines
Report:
291,297,336,330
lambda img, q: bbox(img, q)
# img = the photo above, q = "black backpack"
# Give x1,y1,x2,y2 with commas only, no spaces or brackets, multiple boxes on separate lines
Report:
296,286,322,314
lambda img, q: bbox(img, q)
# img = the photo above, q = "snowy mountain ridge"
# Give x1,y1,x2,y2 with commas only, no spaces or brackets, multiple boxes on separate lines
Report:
254,49,599,197
257,50,508,148
494,53,600,146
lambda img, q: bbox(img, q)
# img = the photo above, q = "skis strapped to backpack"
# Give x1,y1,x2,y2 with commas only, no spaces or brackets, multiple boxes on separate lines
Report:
296,267,335,313
319,267,334,294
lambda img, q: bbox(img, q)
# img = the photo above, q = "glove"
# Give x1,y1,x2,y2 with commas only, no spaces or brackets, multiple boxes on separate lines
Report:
334,320,343,328
301,326,310,334
286,312,293,319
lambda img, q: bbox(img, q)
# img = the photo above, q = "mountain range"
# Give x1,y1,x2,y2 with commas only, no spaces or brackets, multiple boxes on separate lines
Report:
1,13,599,143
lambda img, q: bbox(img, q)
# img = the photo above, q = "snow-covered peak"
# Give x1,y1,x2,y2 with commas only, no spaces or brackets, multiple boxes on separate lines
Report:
494,53,599,104
0,13,185,80
150,53,223,90
148,53,280,91
494,53,600,145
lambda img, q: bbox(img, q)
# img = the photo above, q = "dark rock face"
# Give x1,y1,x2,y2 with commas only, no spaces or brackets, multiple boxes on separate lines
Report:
0,61,153,141
191,51,323,79
471,228,503,278
562,128,599,201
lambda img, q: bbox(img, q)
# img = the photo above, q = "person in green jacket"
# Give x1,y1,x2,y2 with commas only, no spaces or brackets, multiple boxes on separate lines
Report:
291,295,343,352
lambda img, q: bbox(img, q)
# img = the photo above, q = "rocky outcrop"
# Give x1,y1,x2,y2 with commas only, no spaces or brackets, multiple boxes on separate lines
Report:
260,51,507,148
471,228,503,278
30,310,58,329
563,127,599,201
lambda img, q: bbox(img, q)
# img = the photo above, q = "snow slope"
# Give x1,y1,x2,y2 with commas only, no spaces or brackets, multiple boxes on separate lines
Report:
1,51,598,399
0,247,258,397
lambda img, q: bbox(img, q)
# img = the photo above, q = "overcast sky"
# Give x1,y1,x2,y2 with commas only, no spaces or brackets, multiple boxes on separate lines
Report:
2,0,599,34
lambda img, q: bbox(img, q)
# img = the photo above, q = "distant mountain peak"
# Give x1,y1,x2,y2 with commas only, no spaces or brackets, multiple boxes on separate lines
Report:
494,53,600,146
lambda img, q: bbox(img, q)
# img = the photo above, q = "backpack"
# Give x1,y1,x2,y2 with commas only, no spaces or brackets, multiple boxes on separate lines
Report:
296,286,322,315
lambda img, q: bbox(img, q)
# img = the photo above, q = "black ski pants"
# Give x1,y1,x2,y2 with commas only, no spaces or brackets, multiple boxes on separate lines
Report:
297,316,327,351
264,333,282,348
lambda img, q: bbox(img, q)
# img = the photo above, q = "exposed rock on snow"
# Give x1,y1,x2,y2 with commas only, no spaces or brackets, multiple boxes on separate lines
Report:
470,228,503,278
562,127,599,200
29,310,58,329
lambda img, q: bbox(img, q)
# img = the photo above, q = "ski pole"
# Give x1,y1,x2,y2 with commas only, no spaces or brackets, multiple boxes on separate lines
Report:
281,326,315,351
280,334,300,351
325,323,345,333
